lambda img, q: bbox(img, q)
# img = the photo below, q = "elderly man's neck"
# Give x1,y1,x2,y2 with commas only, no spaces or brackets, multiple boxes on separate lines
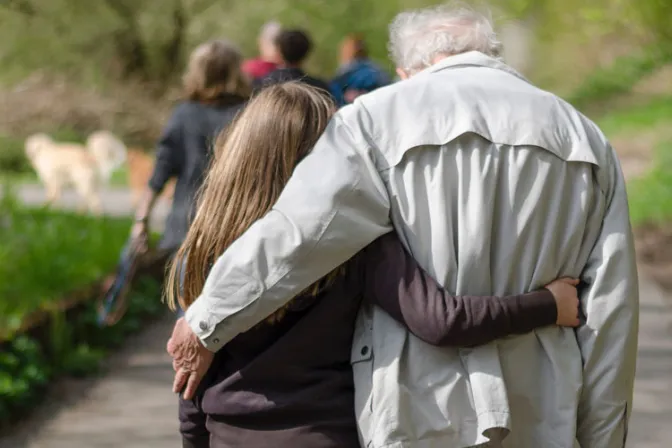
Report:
397,53,464,79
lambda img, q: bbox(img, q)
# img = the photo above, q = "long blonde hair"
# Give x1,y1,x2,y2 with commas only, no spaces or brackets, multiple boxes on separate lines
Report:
165,83,341,323
183,39,251,104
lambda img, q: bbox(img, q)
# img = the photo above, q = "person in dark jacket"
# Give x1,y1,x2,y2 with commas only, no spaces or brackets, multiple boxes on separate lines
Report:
129,39,249,276
329,34,391,107
164,83,581,448
254,29,331,96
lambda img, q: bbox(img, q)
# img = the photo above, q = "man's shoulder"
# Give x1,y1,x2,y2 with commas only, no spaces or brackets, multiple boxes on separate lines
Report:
346,70,613,171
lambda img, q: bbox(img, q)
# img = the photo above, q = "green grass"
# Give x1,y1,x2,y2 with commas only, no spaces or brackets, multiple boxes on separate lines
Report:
0,277,166,425
0,189,131,338
627,140,672,226
597,96,672,136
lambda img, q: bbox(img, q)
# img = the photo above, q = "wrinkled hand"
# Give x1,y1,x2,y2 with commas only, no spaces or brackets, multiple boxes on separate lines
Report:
167,317,214,400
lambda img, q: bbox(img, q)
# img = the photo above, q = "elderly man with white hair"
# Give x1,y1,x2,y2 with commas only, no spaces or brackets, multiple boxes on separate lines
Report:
168,3,639,447
241,21,282,80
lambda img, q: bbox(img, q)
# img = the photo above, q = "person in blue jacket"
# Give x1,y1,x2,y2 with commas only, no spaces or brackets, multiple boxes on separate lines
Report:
329,34,391,107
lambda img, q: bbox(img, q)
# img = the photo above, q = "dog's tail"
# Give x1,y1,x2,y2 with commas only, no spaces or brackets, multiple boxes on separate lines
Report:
86,130,128,182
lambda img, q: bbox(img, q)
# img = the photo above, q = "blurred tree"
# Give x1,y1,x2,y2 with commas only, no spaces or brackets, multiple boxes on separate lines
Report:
0,0,216,91
0,0,670,95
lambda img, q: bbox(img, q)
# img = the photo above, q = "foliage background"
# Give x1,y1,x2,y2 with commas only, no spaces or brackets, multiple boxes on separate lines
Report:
0,0,670,222
0,0,671,144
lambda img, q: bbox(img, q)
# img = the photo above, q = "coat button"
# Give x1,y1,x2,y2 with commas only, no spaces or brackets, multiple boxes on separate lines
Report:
199,321,208,331
360,346,369,356
213,338,220,344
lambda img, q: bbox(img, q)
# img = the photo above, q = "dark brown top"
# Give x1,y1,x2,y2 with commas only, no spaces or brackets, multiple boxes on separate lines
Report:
179,232,557,448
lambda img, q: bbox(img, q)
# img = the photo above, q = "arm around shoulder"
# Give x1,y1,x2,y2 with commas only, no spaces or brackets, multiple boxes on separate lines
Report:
186,112,392,352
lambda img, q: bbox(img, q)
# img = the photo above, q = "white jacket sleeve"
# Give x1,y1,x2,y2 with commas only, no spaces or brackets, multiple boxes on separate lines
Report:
185,112,392,351
576,147,639,448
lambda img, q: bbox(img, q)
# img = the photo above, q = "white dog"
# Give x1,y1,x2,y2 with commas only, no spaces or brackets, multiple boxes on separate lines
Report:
24,131,127,214
86,130,127,182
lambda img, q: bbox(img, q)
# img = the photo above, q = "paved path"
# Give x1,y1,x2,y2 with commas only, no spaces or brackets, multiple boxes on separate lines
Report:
0,315,179,448
2,184,671,447
627,273,672,447
9,184,171,232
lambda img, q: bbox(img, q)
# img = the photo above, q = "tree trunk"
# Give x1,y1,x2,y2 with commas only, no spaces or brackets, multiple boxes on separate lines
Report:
159,0,187,83
104,0,150,81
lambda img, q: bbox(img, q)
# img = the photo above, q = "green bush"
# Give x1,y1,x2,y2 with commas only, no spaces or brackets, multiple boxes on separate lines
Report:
0,135,31,174
566,47,672,112
0,190,131,338
0,278,165,426
627,140,672,226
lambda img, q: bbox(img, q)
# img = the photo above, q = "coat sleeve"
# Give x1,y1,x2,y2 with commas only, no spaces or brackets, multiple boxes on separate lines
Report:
363,233,558,347
576,147,639,448
148,105,185,193
185,110,392,351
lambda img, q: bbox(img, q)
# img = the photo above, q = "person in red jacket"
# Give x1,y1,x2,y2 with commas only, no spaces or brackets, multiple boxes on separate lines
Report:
241,21,283,81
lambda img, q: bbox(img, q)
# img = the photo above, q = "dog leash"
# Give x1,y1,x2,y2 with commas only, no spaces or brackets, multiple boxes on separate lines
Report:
97,237,143,326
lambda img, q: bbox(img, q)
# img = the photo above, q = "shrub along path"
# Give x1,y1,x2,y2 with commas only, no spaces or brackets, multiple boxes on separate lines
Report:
2,180,671,447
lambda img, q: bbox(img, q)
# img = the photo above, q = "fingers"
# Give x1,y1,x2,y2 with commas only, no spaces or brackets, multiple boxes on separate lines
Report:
173,368,189,394
559,277,580,285
182,372,203,401
166,338,176,356
572,297,581,327
166,318,185,355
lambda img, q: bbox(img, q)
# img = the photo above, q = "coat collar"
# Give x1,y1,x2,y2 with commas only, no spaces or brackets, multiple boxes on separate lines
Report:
417,51,530,84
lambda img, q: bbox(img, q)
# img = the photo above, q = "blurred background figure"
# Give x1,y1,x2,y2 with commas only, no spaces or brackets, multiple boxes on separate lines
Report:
255,29,331,97
130,39,249,271
329,34,391,106
242,21,283,81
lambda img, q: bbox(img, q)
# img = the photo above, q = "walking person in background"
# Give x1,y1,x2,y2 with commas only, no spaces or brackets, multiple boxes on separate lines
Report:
241,21,283,81
167,82,583,448
129,40,249,314
255,29,331,97
167,3,639,448
329,34,391,107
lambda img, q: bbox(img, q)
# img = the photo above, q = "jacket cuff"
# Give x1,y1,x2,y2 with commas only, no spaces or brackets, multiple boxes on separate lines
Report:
185,298,225,352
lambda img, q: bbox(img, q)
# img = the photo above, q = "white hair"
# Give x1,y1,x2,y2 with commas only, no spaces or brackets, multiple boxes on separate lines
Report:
388,2,502,73
260,21,282,44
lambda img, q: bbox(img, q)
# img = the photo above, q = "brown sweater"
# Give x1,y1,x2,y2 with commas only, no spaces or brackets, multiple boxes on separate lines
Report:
179,232,557,448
